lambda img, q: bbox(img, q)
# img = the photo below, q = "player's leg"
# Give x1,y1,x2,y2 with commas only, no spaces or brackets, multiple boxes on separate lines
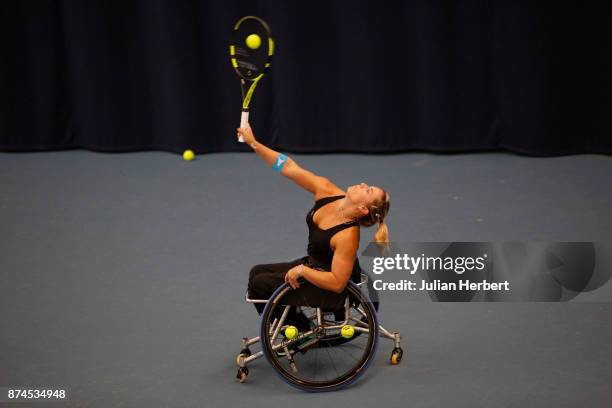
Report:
247,259,313,333
247,259,303,314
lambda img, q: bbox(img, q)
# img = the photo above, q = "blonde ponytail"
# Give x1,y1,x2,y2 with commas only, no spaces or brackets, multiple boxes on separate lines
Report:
374,222,389,243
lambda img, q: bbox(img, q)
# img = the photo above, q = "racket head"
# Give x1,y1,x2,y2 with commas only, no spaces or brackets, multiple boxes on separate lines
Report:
230,16,274,83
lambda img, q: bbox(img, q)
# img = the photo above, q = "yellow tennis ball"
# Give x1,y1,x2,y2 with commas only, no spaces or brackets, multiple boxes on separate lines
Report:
284,325,298,340
341,325,355,339
246,34,261,49
182,150,195,161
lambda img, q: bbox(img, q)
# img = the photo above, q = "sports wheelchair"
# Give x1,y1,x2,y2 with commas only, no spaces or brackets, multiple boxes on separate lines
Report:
235,274,403,391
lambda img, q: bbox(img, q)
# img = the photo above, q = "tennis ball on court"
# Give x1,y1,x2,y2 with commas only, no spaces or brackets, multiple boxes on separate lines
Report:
284,325,298,340
341,325,355,339
182,150,195,161
246,34,261,49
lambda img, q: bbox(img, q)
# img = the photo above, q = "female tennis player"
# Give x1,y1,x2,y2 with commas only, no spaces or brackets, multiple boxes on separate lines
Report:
237,125,390,316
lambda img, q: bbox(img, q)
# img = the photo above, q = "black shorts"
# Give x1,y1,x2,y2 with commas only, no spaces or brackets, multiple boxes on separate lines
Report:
247,256,361,314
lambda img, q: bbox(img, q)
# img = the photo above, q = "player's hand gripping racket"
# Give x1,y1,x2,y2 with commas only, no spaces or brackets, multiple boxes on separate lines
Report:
230,16,274,142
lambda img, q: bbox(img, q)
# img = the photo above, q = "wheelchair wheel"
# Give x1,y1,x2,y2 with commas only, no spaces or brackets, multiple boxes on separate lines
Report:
260,282,378,392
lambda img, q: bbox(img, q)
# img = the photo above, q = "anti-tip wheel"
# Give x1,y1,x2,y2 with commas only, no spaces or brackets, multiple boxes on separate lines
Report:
390,347,403,365
236,347,252,365
236,367,249,383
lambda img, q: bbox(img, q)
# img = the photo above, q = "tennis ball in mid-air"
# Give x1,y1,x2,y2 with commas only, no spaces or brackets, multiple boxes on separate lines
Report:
341,325,355,339
183,150,195,161
246,34,261,49
284,325,298,340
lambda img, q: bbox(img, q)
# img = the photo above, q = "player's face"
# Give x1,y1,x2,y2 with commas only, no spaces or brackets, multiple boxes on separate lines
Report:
347,183,384,208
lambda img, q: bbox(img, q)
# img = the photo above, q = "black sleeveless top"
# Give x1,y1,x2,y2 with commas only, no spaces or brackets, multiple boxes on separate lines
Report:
306,195,359,270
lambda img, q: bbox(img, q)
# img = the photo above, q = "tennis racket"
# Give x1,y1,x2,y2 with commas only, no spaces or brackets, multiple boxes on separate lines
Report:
229,16,274,142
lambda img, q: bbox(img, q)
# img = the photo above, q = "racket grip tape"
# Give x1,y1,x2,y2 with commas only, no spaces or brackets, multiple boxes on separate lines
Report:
238,110,250,143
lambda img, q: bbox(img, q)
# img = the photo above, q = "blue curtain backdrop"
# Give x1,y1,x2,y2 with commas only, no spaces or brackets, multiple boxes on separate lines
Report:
1,0,610,155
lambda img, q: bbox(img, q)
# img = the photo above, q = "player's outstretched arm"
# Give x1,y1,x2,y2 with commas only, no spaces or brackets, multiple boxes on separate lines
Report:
237,125,342,197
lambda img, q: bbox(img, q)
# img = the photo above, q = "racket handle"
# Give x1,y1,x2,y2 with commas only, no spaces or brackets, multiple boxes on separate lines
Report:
238,111,249,143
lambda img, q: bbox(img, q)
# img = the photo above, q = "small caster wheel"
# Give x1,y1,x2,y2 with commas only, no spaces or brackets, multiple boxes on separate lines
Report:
390,347,403,365
236,367,249,383
236,348,251,365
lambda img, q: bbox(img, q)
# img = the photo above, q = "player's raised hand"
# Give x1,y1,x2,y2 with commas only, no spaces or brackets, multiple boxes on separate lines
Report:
237,124,256,145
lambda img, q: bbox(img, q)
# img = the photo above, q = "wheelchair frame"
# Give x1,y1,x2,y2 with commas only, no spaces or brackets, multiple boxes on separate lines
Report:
236,274,403,391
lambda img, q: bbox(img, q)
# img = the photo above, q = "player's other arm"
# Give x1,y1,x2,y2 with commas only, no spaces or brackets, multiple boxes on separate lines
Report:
237,124,341,197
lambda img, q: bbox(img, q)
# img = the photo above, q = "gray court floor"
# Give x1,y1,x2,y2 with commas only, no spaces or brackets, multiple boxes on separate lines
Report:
1,151,611,407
